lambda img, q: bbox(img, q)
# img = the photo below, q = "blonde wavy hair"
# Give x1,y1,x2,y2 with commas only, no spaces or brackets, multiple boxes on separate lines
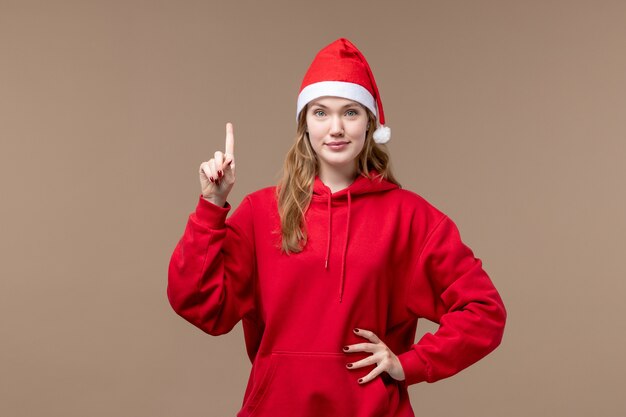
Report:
274,102,401,254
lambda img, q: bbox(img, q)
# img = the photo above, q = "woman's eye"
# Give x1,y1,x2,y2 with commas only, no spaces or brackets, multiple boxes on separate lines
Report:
346,109,358,116
314,110,325,117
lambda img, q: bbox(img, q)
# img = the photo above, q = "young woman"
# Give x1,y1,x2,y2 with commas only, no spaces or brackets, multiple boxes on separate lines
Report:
168,38,506,417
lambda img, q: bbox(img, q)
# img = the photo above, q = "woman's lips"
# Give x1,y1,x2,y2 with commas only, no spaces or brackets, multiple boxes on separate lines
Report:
326,141,349,150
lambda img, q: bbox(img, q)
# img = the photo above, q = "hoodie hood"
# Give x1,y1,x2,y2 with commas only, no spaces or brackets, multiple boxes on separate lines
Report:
311,169,399,302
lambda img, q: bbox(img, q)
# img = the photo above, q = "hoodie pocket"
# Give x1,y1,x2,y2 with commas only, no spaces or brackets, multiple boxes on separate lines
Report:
244,351,390,417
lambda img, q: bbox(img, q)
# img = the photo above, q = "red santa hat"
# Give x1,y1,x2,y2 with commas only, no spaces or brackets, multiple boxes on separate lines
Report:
296,38,391,144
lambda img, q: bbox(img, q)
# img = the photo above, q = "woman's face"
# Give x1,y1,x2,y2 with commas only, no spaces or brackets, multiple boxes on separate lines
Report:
305,96,369,178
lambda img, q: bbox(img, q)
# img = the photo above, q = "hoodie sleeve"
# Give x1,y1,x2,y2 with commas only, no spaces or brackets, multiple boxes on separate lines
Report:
397,214,506,387
167,194,257,336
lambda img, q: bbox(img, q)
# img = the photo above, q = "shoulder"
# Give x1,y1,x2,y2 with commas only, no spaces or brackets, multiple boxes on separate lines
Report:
226,185,278,226
245,185,277,201
385,187,447,219
238,185,278,212
369,187,449,236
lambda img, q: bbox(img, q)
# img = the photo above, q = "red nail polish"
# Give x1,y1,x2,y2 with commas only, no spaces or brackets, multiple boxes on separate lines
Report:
343,346,349,351
346,363,353,368
353,328,359,333
358,378,363,383
218,170,223,177
209,176,214,182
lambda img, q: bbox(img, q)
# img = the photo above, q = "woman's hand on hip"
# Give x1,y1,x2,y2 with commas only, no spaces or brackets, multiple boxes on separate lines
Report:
199,122,236,207
343,327,406,384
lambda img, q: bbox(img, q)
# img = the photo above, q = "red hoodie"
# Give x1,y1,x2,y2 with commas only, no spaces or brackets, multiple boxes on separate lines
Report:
168,169,506,417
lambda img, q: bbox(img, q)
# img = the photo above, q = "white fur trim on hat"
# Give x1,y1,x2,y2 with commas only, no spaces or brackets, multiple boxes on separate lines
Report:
296,81,377,121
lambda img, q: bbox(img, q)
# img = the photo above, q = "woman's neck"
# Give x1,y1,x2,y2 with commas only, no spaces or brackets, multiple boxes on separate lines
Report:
318,165,358,193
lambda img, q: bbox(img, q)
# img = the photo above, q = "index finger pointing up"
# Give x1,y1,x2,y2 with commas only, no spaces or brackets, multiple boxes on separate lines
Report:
225,122,234,158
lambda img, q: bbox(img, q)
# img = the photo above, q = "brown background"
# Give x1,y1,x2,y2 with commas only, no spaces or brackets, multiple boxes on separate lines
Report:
2,1,625,416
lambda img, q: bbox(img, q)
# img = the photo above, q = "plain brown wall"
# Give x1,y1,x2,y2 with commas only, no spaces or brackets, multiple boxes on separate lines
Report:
2,1,625,416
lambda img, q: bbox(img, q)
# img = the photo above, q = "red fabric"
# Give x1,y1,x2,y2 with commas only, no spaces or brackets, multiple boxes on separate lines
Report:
300,38,374,96
167,169,506,417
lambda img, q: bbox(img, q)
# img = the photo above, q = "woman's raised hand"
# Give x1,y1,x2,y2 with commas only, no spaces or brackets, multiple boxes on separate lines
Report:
199,122,236,207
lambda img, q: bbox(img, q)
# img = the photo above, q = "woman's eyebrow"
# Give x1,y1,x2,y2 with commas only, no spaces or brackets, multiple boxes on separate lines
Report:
310,102,359,109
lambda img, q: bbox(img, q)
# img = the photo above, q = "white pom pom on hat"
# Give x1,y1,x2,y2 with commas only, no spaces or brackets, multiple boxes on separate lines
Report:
296,38,391,144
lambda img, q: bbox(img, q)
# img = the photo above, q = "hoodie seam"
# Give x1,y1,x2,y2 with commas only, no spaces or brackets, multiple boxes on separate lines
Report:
237,196,259,322
404,213,448,318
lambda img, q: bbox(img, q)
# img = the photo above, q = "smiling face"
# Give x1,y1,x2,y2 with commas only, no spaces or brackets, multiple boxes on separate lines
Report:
305,96,370,181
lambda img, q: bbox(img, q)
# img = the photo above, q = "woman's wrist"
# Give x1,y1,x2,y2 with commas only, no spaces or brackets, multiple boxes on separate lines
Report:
202,195,226,208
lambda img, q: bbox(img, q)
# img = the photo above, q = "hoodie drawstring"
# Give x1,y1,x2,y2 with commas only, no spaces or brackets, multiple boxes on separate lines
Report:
339,190,351,303
314,170,397,304
322,190,352,303
324,194,332,269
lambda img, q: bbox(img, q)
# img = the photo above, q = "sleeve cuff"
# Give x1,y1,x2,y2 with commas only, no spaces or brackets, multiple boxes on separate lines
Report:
192,194,232,228
397,349,429,387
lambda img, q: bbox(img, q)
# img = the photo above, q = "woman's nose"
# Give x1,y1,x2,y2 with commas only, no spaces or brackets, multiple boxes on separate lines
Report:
329,116,344,136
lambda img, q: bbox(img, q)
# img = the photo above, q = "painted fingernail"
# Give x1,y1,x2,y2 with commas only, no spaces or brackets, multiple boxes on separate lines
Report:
209,176,214,182
353,328,359,333
343,346,349,351
358,378,363,384
218,170,223,177
346,363,353,368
